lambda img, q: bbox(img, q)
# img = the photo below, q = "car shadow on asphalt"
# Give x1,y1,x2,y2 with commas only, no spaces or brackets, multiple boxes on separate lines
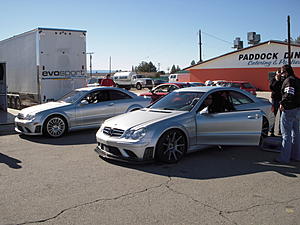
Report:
0,152,22,169
18,128,98,145
102,146,300,179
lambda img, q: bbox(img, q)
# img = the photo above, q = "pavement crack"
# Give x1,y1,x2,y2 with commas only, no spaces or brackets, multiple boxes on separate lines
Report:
225,196,300,214
165,183,238,225
7,177,172,225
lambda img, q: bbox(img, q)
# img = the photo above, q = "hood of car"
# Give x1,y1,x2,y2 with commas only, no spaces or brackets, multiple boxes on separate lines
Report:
20,101,71,115
103,108,186,130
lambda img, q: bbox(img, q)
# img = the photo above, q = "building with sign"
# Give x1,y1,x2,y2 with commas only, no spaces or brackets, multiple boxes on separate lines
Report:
184,40,300,91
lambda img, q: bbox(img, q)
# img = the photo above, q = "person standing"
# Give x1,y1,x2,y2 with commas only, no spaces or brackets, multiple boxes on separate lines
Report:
100,74,116,87
269,69,283,136
275,65,300,163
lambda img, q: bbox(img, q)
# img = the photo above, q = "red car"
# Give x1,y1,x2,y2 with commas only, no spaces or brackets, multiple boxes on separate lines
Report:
140,82,192,103
224,81,257,95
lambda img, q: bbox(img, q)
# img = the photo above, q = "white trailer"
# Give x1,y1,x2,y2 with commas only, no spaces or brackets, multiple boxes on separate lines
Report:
113,72,153,90
0,27,87,109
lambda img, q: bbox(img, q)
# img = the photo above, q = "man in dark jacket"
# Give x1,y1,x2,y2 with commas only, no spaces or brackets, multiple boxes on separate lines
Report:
275,65,300,163
269,69,283,136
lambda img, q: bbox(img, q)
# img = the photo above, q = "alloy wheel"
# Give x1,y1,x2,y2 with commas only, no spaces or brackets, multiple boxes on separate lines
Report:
46,117,66,137
156,129,186,163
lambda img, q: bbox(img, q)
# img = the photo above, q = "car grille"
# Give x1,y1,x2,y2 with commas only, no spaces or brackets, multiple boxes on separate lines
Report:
101,144,122,156
17,113,25,119
103,127,124,137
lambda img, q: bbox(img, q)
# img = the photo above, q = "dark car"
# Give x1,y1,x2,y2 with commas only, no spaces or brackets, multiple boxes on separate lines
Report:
152,79,167,86
139,82,192,103
224,81,257,96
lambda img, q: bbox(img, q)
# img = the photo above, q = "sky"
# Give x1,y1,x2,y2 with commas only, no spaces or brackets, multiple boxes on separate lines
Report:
1,0,300,72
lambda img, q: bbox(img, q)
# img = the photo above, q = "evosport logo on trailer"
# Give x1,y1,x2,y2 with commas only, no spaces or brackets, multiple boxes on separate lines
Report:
41,70,86,79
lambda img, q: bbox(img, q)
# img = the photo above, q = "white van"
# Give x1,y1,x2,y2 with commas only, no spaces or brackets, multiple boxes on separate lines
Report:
168,74,178,82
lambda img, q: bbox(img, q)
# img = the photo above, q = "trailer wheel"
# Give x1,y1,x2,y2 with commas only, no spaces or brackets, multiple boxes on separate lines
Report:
15,97,21,110
10,96,16,109
7,96,11,108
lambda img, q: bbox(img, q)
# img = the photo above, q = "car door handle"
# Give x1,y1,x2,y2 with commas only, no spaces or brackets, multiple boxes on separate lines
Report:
248,114,261,119
108,103,114,106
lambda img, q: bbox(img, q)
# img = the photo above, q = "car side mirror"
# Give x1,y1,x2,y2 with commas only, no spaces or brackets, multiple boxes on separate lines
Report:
199,107,209,115
80,99,89,106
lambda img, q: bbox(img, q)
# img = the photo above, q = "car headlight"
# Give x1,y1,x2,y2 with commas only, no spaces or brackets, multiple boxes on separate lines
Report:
123,128,146,140
24,114,35,120
98,124,105,134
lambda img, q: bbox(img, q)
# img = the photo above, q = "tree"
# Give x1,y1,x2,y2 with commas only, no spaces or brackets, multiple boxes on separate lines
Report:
136,61,157,72
148,61,157,72
170,65,177,74
170,65,181,74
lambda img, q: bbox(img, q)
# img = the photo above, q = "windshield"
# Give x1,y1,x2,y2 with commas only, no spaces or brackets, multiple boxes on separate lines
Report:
58,90,87,103
136,75,145,78
150,91,205,111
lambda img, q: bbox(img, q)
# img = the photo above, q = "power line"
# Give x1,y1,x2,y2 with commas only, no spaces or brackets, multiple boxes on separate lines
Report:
201,31,232,45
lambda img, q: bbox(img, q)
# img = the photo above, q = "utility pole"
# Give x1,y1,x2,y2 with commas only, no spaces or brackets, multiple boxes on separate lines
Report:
86,52,94,77
109,56,111,74
199,29,203,63
287,16,291,66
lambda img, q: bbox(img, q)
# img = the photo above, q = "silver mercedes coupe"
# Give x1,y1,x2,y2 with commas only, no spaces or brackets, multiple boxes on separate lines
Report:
15,87,151,137
95,86,274,163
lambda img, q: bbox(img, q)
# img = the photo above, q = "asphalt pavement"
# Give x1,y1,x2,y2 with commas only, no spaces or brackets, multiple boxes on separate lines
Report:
0,129,299,225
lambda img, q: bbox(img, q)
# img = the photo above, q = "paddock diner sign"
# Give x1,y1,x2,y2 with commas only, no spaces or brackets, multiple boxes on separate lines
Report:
238,51,300,67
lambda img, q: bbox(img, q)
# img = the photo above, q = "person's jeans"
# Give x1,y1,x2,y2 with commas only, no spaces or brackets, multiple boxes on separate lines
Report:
277,107,300,163
270,99,281,134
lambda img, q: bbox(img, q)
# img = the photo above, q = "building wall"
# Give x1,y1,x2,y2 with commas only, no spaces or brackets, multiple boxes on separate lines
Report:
185,41,300,91
189,67,300,90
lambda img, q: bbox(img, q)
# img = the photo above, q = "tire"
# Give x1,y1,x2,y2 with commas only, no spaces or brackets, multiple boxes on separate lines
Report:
261,117,269,138
155,129,187,163
15,97,21,110
7,96,11,108
259,117,269,149
43,116,67,138
136,83,142,90
10,96,16,109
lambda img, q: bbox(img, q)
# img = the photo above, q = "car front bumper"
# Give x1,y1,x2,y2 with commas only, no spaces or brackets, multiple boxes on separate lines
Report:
95,134,155,163
15,118,43,135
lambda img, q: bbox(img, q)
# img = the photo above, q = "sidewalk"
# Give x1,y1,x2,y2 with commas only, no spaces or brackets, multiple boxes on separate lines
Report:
0,108,19,135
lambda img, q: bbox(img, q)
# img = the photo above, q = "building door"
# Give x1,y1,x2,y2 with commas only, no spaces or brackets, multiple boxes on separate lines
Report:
0,63,7,112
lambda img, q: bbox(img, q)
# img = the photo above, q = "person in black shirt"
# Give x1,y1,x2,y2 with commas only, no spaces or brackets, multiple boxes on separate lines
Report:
275,65,300,163
269,69,283,136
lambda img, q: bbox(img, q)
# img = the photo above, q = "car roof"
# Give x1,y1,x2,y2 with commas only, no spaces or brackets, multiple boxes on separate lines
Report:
225,81,250,84
173,86,255,95
75,86,137,96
